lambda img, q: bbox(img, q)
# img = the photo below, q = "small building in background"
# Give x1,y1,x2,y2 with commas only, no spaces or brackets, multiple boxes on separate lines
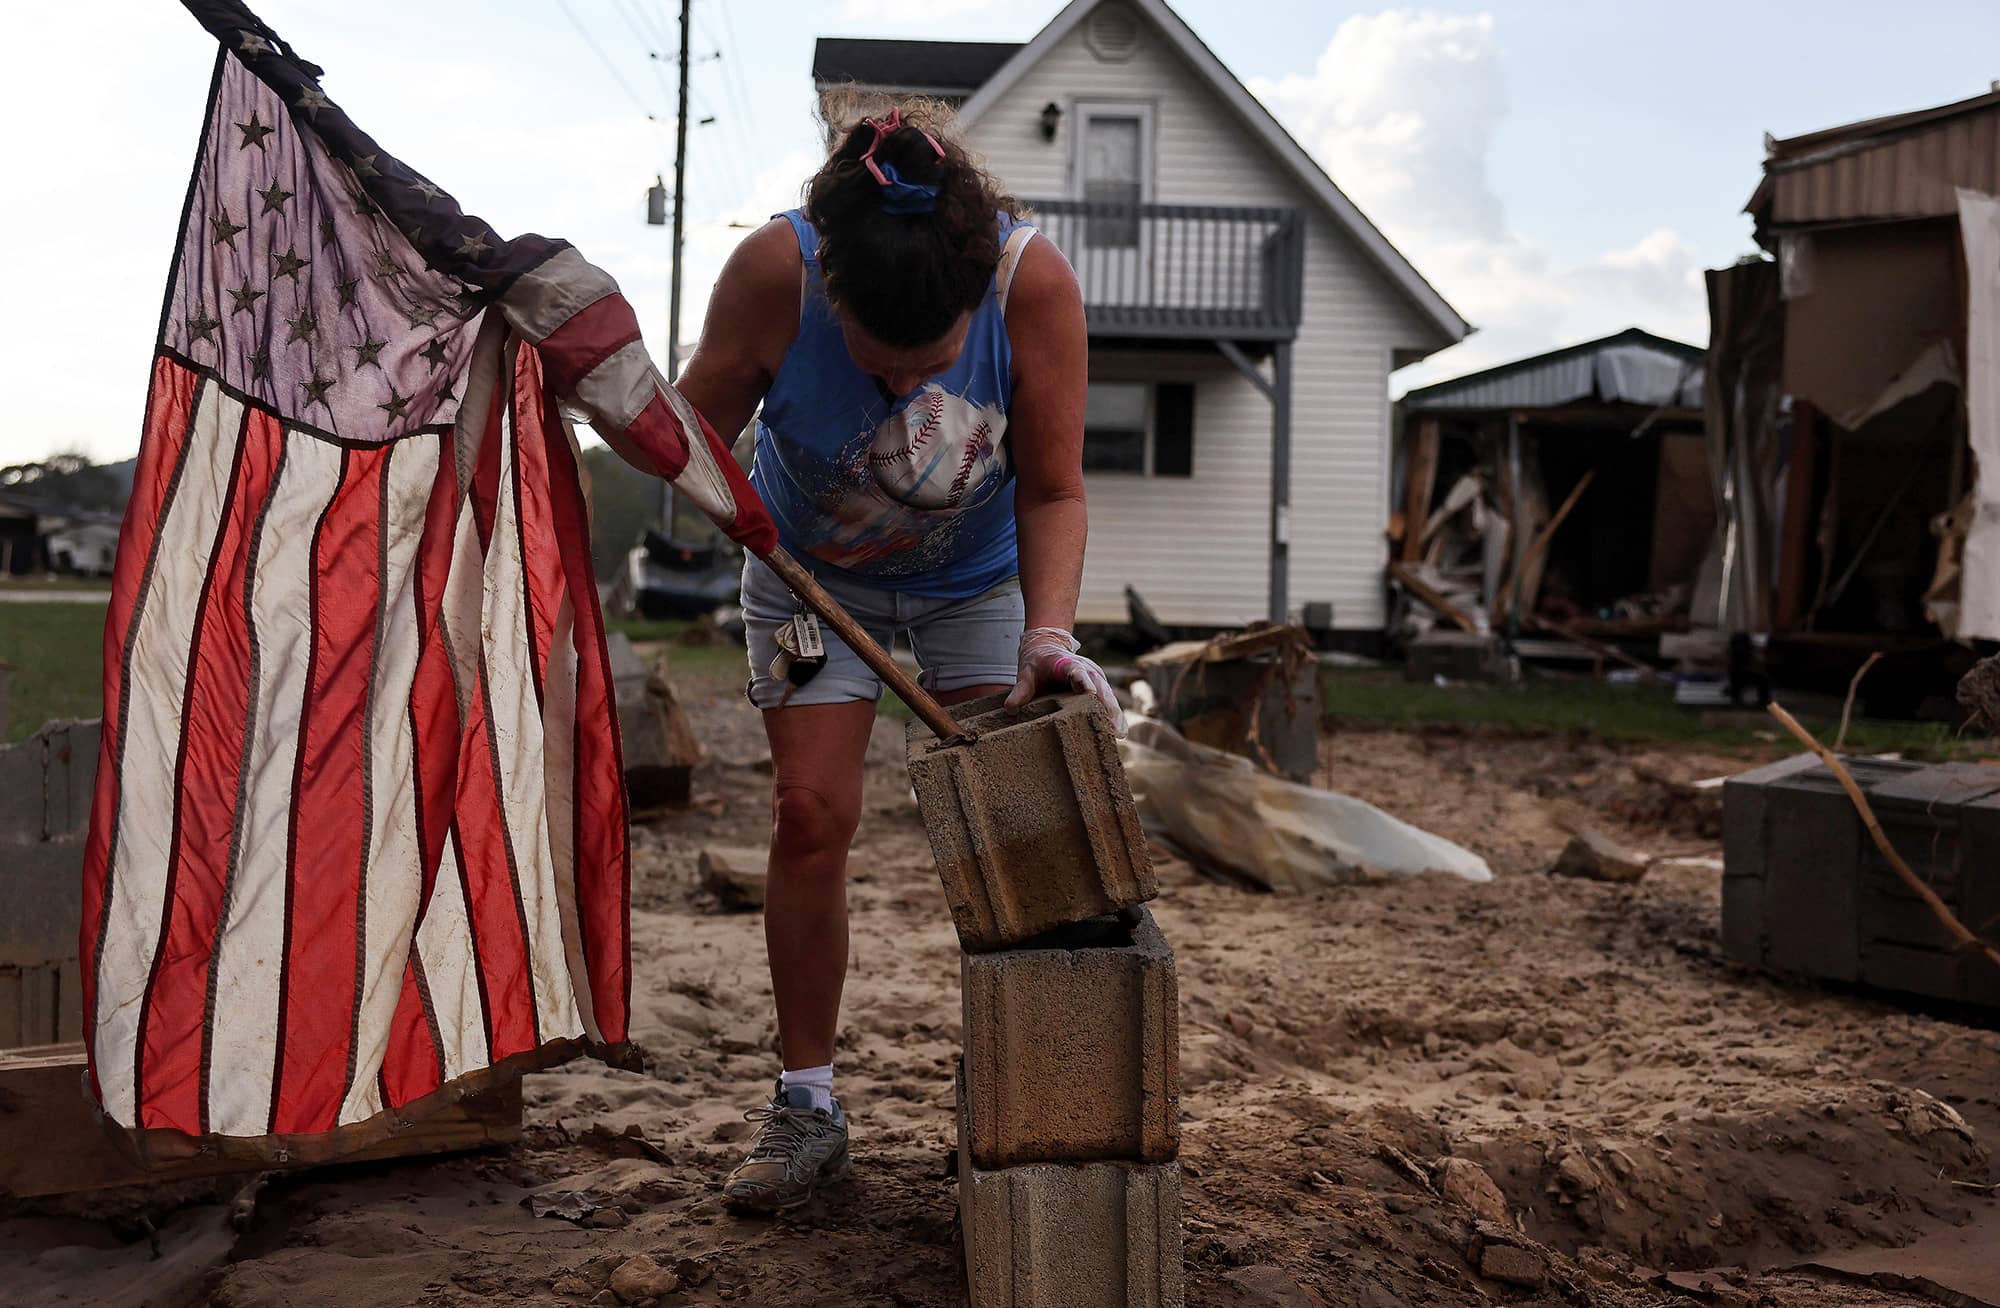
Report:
44,521,121,576
1702,86,2000,703
1395,328,1710,640
0,497,39,576
813,0,1468,637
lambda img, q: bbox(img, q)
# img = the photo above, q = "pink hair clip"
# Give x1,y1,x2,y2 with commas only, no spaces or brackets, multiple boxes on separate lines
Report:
859,107,944,187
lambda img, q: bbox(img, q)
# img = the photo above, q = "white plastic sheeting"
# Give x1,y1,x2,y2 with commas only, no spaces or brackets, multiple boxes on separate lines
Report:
1957,188,2000,641
1118,718,1492,891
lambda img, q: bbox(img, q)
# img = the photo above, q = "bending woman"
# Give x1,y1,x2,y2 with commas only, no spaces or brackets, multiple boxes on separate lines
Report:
671,104,1121,1211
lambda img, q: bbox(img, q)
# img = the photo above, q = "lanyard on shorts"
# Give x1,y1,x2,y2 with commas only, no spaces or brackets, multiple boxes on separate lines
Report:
768,592,827,708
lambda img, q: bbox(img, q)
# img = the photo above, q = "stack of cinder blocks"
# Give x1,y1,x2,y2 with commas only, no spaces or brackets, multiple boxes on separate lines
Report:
0,719,98,1049
908,694,1183,1308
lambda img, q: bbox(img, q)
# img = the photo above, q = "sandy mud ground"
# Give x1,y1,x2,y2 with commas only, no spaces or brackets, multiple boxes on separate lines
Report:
9,677,1999,1307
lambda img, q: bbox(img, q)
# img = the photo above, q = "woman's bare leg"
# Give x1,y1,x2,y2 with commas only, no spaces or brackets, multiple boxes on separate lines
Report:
759,682,1010,1068
761,699,878,1070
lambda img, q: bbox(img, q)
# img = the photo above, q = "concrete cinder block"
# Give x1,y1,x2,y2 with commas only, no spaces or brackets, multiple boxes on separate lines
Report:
962,907,1178,1168
1,957,82,1049
40,719,101,841
908,693,1154,952
0,734,45,842
0,837,85,968
0,718,101,843
959,1076,1184,1308
607,636,699,812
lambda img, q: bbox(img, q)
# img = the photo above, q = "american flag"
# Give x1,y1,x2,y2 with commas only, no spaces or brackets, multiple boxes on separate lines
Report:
81,0,773,1158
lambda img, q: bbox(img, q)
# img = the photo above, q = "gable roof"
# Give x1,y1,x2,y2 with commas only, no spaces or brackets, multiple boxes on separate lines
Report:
812,38,1023,97
1402,328,1704,413
954,0,1469,346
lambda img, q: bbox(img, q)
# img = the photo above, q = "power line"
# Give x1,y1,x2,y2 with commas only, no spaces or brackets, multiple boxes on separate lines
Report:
551,0,669,125
610,0,673,51
685,77,752,211
697,6,767,212
708,3,764,156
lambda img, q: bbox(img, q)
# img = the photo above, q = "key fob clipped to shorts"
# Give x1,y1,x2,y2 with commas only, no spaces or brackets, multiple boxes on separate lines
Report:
769,609,827,695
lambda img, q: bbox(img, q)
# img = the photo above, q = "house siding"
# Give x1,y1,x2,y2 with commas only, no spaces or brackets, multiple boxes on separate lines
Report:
962,1,1439,628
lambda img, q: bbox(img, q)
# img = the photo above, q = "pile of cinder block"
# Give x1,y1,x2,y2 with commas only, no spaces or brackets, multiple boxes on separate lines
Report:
0,719,97,1050
605,633,703,813
1723,753,2000,1011
908,694,1183,1308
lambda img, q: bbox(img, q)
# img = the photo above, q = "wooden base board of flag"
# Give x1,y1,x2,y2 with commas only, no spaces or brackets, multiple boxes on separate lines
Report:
0,1043,523,1200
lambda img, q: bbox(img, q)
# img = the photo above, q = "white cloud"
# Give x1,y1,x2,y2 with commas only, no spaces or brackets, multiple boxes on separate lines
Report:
1251,11,1505,245
840,0,1006,18
1247,9,1708,390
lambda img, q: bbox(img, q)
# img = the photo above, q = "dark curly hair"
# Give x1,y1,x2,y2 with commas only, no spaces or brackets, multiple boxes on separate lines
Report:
804,97,1020,348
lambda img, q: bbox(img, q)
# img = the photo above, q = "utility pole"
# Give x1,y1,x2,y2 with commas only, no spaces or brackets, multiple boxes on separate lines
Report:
655,0,693,538
669,0,691,387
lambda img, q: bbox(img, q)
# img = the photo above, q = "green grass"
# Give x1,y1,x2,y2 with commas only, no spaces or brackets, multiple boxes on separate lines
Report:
606,615,923,720
1,601,109,741
604,617,691,644
12,601,1978,757
1319,667,1989,759
0,575,112,592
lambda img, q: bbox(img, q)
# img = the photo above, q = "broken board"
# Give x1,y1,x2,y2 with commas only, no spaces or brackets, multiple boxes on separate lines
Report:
0,1043,522,1199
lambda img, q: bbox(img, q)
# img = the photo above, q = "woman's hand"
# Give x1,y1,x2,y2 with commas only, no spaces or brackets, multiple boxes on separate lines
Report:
1004,627,1127,734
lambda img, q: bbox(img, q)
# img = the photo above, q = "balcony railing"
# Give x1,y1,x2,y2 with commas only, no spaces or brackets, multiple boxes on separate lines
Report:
1025,199,1305,341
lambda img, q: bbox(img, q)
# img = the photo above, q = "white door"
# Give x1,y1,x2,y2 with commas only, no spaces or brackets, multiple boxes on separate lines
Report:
1071,102,1154,309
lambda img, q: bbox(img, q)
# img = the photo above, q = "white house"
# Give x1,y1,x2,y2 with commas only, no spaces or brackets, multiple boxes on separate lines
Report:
814,0,1468,635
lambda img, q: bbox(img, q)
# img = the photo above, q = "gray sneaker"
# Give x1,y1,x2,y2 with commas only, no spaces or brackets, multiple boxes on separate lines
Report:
721,1083,850,1212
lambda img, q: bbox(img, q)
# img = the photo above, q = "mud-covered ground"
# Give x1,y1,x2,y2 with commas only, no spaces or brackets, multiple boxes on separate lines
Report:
12,677,2000,1307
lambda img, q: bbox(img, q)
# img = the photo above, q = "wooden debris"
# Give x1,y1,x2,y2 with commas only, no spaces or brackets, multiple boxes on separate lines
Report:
1958,653,2000,734
0,1043,522,1199
1388,562,1479,636
1527,615,1665,683
1496,469,1594,618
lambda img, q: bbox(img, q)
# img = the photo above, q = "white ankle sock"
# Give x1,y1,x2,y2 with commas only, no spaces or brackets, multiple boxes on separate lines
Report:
780,1064,835,1113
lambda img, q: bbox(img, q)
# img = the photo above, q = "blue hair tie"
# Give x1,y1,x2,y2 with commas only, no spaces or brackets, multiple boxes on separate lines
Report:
860,109,945,215
875,161,939,215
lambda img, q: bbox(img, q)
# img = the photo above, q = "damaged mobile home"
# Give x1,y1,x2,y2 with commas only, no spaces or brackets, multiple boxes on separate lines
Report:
1700,87,2000,700
1392,328,1712,648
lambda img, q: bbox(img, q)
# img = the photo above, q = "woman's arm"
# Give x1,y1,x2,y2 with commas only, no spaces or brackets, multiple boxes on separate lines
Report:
597,217,801,475
1004,235,1090,632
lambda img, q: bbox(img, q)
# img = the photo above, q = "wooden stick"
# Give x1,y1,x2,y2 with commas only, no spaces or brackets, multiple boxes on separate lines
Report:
1766,701,2000,974
760,546,971,743
1387,561,1479,635
1834,651,1884,751
1528,614,1665,683
1496,468,1595,618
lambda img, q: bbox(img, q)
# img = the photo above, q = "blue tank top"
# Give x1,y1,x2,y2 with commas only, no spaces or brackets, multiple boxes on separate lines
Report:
749,209,1031,599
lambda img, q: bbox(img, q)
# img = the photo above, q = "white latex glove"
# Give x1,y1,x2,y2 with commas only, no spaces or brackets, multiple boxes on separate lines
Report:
1005,626,1128,735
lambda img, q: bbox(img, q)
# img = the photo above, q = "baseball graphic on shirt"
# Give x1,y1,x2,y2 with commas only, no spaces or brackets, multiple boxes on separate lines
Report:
867,384,1008,510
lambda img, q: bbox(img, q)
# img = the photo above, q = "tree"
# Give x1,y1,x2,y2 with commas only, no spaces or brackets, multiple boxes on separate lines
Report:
0,450,127,512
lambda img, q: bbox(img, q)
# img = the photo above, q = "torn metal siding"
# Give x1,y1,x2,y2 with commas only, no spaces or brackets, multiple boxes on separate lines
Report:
1403,329,1704,414
1958,188,2000,641
1752,89,2000,232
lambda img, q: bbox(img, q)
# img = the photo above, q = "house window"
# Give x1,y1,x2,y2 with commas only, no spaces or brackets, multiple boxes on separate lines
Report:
1081,113,1143,248
1083,381,1195,476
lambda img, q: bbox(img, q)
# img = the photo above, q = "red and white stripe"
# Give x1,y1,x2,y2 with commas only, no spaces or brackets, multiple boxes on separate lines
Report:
83,328,629,1143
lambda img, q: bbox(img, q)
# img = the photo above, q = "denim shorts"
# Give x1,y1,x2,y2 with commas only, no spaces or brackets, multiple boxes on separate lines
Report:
741,554,1024,709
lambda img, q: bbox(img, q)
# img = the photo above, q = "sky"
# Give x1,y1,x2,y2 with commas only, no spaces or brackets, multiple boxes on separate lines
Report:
5,0,1999,466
